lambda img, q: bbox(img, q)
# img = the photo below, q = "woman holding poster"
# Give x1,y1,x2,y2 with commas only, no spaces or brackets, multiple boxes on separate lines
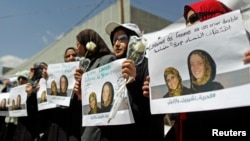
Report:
187,49,224,93
70,29,116,141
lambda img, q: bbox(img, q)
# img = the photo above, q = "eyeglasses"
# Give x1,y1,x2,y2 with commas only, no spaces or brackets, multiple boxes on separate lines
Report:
186,14,200,25
112,34,128,45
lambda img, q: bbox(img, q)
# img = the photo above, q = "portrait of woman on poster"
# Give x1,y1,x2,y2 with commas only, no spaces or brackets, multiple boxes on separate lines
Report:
163,67,192,98
100,81,114,113
40,90,47,103
0,98,8,111
58,75,68,97
16,95,22,110
188,49,224,93
50,80,58,96
11,99,16,111
88,92,101,114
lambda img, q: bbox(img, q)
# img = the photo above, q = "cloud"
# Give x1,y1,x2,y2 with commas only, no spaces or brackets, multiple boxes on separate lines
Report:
0,55,26,75
46,30,54,37
55,32,65,40
42,36,49,44
42,30,64,44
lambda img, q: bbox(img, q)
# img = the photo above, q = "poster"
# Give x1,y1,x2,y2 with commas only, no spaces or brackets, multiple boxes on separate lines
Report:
37,78,57,111
81,59,134,126
9,84,27,117
46,61,79,106
148,10,250,114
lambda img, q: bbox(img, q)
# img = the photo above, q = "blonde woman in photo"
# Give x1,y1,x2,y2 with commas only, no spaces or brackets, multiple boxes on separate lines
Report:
40,90,47,103
163,67,192,98
0,98,7,111
16,95,22,110
88,92,101,114
50,80,58,96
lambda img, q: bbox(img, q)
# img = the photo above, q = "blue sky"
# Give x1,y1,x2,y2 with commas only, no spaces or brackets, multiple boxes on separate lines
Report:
0,0,198,74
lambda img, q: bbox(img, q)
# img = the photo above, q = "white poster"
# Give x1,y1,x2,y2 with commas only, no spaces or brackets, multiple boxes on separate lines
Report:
9,84,27,117
81,59,134,126
148,10,250,114
47,62,79,106
0,92,10,116
37,78,57,111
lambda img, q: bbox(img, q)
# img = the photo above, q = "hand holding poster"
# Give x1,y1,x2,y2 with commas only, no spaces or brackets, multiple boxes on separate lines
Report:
107,36,147,123
46,62,79,106
81,59,134,126
148,10,250,114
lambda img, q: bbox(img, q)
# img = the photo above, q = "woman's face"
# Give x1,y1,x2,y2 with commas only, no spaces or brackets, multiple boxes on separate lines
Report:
76,41,86,57
41,92,46,100
167,73,179,89
60,77,67,91
102,85,110,102
190,54,205,82
186,10,200,27
18,77,28,85
16,96,21,105
1,99,6,108
113,29,129,59
65,49,77,62
89,96,96,109
51,82,57,92
12,100,15,107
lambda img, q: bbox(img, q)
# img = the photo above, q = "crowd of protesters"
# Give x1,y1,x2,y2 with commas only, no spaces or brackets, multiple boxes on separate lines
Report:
1,1,250,141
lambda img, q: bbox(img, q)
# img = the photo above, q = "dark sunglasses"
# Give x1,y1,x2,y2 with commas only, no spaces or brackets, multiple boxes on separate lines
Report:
186,14,200,25
112,34,128,45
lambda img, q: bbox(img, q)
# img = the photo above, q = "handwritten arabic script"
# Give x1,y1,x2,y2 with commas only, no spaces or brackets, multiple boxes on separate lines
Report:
148,14,240,54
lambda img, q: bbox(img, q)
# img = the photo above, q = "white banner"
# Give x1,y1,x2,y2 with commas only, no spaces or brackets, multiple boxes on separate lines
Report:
47,61,79,106
9,84,27,117
148,10,250,114
37,78,57,111
81,59,134,126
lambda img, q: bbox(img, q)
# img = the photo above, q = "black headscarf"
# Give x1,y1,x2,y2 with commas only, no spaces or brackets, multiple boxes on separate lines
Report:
76,29,112,63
